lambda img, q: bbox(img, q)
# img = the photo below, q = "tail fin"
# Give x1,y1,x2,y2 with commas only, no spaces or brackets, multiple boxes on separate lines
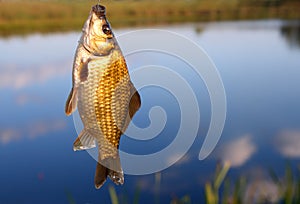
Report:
94,155,124,189
94,162,108,189
107,155,124,185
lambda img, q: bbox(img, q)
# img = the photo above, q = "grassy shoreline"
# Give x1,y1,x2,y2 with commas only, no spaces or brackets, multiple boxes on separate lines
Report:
0,0,300,36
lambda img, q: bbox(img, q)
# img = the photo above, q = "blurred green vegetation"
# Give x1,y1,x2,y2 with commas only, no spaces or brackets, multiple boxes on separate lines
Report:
107,162,300,204
64,162,300,203
0,0,300,36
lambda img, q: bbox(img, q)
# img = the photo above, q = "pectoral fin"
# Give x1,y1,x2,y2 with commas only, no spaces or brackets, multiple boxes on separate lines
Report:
79,58,89,82
73,129,96,151
65,58,90,116
129,84,141,118
65,87,78,116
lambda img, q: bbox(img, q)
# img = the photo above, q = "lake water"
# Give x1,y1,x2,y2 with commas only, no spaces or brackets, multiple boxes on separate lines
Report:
1,20,300,203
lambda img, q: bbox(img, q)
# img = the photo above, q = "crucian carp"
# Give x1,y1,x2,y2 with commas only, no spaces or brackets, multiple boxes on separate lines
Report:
65,4,141,189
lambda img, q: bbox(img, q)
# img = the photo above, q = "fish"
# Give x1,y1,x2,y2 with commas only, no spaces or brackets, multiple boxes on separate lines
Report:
65,4,141,189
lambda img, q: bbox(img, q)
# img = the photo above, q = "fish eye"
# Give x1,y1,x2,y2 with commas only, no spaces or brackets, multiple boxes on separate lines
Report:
102,25,111,35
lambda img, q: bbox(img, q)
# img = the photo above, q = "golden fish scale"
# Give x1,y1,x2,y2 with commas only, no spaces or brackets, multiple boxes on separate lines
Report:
77,48,130,160
95,50,131,159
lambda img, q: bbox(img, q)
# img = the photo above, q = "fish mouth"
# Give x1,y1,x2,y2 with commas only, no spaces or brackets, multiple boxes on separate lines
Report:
92,4,106,18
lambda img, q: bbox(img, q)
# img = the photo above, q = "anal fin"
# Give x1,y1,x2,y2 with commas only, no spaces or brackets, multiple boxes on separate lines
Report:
65,87,78,116
73,129,96,151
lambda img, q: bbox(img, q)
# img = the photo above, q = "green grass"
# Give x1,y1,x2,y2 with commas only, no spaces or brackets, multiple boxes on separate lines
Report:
205,161,231,204
109,185,119,204
64,162,300,203
107,162,300,204
203,162,300,204
1,0,300,36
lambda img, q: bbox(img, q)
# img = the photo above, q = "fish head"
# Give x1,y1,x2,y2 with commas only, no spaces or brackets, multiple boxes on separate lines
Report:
82,5,116,56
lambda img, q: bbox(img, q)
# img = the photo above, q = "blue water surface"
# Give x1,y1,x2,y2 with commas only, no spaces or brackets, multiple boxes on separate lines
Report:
0,20,300,203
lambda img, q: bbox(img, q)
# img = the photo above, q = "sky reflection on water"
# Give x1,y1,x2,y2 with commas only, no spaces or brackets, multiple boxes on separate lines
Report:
0,20,300,203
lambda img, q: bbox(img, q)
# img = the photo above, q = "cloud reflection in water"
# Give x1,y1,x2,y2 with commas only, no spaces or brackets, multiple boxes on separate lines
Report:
14,93,45,106
244,179,280,204
0,60,71,90
0,129,20,145
0,119,66,145
276,130,300,158
217,135,256,167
